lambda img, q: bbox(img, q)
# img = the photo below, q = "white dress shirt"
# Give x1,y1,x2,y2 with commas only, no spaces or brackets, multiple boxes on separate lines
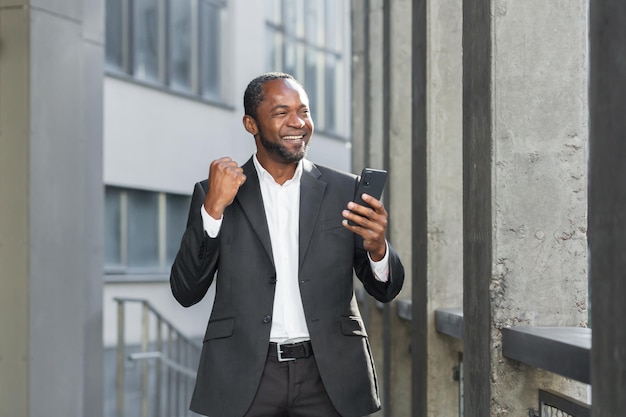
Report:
201,155,389,342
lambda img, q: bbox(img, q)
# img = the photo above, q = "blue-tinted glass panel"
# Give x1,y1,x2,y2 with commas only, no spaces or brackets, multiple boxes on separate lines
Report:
325,54,337,131
127,190,159,270
133,0,160,82
169,0,193,92
199,1,221,99
284,39,298,77
105,0,124,71
304,52,320,123
105,187,122,267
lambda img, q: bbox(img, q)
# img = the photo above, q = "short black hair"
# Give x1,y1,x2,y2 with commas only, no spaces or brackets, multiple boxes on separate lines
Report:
243,72,302,120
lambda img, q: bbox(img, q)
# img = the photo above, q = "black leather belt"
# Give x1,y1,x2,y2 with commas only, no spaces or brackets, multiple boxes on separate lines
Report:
268,341,313,362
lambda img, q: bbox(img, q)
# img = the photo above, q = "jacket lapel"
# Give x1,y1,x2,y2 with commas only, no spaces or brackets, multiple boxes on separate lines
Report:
299,160,326,270
236,158,274,265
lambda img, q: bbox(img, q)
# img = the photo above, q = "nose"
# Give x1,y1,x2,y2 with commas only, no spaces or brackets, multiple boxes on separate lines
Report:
287,112,305,128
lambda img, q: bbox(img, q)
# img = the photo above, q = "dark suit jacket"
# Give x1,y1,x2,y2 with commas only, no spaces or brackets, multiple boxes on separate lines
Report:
170,157,404,417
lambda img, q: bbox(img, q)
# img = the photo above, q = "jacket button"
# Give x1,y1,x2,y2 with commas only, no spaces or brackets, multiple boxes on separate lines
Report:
269,276,277,284
263,315,272,324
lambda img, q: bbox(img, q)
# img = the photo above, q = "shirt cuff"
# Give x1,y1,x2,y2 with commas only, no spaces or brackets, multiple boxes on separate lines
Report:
368,241,390,283
200,205,223,238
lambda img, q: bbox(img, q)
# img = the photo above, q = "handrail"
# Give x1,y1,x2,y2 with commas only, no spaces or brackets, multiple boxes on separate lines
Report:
114,297,202,417
114,297,202,348
129,351,198,379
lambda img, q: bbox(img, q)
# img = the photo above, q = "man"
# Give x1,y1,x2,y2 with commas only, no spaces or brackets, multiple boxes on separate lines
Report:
170,72,404,417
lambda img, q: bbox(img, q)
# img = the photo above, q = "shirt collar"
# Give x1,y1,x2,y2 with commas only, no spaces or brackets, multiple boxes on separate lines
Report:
253,154,304,186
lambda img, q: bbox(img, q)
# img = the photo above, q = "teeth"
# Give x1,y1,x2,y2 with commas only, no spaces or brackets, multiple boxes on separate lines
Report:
283,135,303,140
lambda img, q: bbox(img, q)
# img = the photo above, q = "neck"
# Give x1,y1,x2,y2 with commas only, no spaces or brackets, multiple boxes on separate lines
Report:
256,156,299,185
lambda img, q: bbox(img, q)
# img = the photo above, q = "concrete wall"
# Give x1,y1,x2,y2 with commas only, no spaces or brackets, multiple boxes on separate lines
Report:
353,0,590,416
0,0,104,415
463,1,589,415
425,0,464,416
491,1,589,412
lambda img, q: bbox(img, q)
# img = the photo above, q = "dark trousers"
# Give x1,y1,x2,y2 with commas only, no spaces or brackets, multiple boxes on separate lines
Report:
243,355,342,417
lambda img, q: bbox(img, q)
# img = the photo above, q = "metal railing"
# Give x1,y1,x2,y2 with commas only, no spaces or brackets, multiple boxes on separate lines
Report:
530,389,591,417
115,297,202,417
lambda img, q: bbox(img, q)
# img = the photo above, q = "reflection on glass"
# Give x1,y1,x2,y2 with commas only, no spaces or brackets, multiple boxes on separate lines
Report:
265,0,345,134
133,0,160,82
200,1,221,99
105,0,124,71
105,187,122,267
127,190,159,270
305,51,319,123
325,54,337,132
169,0,193,92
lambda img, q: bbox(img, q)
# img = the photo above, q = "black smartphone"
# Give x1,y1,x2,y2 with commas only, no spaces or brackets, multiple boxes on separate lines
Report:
349,168,388,225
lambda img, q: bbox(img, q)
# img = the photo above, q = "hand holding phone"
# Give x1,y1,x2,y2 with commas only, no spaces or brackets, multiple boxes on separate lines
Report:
348,168,388,225
345,168,389,260
353,168,387,207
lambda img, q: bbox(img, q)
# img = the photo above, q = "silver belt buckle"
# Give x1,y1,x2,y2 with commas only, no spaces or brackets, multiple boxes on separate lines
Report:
276,342,296,362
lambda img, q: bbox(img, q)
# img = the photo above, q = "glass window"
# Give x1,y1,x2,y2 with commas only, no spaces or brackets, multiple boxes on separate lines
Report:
199,0,222,99
133,0,160,82
266,29,283,72
169,0,193,92
105,0,125,71
324,0,341,51
304,51,320,123
105,0,229,102
283,39,299,78
282,0,297,38
104,186,191,278
127,189,160,270
266,0,282,24
304,0,322,45
324,54,339,132
265,0,346,135
105,187,123,267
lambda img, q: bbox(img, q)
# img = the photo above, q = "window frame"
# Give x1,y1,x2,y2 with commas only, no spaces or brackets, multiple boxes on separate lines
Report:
265,0,348,138
105,0,231,107
105,186,191,282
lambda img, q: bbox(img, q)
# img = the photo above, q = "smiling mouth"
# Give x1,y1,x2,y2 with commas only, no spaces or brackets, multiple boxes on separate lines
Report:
282,135,305,141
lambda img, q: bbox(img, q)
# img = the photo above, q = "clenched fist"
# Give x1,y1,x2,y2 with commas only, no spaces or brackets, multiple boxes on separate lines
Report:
203,157,246,219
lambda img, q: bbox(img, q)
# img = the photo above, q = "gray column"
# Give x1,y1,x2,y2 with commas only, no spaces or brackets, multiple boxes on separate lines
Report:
463,0,493,412
0,6,31,415
353,1,464,415
589,2,626,416
352,1,414,416
425,0,464,416
0,1,104,416
386,0,413,415
463,1,588,415
351,0,368,173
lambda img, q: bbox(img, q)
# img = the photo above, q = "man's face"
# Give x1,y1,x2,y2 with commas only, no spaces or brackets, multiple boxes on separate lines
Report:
252,78,314,164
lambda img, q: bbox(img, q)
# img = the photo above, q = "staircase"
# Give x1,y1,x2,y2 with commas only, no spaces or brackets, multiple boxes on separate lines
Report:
112,297,202,417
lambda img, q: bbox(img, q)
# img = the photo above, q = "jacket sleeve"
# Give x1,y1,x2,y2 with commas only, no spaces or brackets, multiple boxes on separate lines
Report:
170,181,219,307
354,240,405,303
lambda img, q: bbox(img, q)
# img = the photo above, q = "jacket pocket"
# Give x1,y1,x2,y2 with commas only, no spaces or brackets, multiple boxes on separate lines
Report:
203,317,234,342
340,315,368,337
322,217,345,231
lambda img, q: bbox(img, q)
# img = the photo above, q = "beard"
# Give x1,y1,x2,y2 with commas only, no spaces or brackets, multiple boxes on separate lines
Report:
257,124,308,164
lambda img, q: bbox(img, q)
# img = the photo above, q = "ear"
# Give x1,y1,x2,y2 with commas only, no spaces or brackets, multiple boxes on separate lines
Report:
243,115,258,136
